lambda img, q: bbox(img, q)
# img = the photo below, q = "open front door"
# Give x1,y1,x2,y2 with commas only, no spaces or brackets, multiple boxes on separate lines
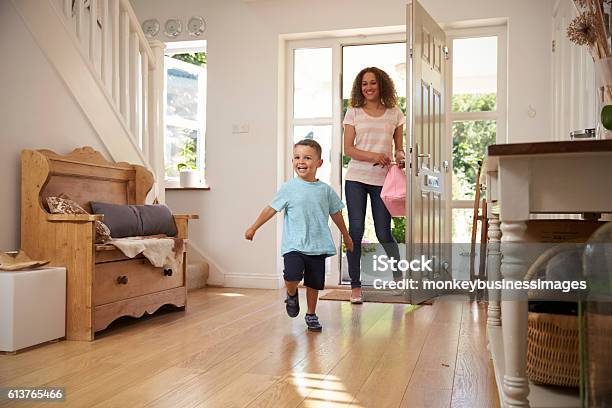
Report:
406,0,450,304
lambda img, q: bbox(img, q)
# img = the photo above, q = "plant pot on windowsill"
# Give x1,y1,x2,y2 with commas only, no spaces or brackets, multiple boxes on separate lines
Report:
177,164,200,188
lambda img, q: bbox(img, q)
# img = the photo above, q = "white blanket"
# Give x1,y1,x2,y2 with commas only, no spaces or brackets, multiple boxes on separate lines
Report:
110,236,184,273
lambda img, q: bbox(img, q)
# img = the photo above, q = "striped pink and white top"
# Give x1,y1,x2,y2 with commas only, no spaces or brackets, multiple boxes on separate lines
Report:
343,106,405,186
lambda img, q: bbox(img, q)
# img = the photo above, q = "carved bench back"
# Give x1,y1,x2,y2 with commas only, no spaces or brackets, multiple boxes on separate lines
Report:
34,147,154,212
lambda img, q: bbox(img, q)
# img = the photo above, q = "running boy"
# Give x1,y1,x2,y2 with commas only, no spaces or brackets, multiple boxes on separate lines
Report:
245,139,353,332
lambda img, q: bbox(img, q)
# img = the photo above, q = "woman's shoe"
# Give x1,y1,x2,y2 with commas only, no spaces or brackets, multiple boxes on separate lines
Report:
350,288,363,304
350,297,363,304
392,279,404,296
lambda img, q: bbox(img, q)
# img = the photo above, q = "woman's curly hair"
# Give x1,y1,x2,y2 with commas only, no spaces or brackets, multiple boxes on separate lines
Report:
349,67,398,108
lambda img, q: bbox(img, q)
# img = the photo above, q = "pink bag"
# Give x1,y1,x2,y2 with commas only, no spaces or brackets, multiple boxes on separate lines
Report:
380,164,407,217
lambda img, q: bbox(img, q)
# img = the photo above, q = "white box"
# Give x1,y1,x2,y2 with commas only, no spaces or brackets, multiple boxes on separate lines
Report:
0,267,66,352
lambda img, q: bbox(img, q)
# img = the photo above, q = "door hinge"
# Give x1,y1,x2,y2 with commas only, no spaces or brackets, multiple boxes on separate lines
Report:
443,45,449,60
409,47,413,58
552,40,556,53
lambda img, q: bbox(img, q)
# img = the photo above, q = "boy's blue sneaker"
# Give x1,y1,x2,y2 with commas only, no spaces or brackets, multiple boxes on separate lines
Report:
305,313,322,332
285,291,299,317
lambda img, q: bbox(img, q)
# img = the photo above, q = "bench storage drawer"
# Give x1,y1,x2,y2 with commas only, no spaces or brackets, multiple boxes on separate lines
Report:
94,258,183,306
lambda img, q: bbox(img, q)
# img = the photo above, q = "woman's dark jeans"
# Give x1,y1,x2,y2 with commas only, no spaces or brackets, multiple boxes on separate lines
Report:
345,180,402,289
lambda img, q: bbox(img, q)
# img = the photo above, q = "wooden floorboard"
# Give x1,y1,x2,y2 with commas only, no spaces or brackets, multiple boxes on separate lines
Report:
0,288,498,408
450,302,500,408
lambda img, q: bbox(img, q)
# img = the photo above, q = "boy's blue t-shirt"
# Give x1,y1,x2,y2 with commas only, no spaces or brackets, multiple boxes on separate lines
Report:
270,178,344,257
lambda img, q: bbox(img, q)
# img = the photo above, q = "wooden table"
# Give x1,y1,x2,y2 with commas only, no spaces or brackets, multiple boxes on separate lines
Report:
484,140,612,407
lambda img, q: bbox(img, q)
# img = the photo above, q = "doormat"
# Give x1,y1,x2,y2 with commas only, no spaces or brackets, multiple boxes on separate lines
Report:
320,289,434,305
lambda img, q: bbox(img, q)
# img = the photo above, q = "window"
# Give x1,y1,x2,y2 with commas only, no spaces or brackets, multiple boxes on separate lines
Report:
451,36,499,202
447,28,507,279
164,42,207,184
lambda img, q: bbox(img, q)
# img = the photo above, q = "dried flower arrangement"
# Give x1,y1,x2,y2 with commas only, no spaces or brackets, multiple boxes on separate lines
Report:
568,0,612,58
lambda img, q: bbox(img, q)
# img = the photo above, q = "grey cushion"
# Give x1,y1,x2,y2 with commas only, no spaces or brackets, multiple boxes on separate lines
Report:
90,202,177,238
90,202,141,238
139,204,178,236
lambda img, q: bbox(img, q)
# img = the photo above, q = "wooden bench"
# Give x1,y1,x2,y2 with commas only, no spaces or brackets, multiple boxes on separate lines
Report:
21,147,197,341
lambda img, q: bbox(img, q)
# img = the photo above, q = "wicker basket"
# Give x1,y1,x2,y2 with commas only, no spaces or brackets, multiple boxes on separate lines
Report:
524,244,581,387
526,312,580,387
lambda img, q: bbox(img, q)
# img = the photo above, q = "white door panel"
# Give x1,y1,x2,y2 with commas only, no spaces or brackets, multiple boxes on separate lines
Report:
407,0,449,303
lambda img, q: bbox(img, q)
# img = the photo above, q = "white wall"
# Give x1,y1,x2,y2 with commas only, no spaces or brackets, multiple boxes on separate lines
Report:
0,1,110,252
130,0,555,287
552,0,597,141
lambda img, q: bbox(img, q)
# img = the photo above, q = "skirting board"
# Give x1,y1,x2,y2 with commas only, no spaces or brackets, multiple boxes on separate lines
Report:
223,273,284,289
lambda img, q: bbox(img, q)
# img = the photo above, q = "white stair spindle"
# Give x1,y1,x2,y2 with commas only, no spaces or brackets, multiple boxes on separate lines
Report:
89,0,97,64
119,10,130,126
63,0,71,19
129,32,140,143
75,0,84,41
110,0,120,106
101,0,110,88
148,41,166,202
141,53,149,157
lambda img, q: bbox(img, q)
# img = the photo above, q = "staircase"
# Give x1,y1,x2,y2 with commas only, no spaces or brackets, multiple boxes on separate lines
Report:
12,0,166,201
12,0,209,288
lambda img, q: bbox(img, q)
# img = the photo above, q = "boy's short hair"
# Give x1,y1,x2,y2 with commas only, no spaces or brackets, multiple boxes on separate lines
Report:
294,139,322,159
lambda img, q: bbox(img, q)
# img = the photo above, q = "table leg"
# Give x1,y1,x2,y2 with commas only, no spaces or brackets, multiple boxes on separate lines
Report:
501,220,530,407
487,215,501,327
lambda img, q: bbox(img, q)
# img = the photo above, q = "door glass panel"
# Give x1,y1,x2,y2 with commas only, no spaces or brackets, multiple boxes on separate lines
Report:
451,208,481,280
452,120,496,200
342,43,407,99
452,36,497,112
452,208,481,244
293,48,332,118
293,125,332,185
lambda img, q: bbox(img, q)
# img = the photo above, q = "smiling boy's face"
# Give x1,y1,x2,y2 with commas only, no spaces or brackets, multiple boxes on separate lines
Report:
292,145,323,182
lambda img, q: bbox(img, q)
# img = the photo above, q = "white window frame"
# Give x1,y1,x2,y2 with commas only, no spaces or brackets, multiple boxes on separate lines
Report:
163,42,207,186
285,31,405,285
445,25,508,242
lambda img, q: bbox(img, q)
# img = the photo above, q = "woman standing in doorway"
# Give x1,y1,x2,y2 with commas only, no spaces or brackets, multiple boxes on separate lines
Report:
343,67,405,303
